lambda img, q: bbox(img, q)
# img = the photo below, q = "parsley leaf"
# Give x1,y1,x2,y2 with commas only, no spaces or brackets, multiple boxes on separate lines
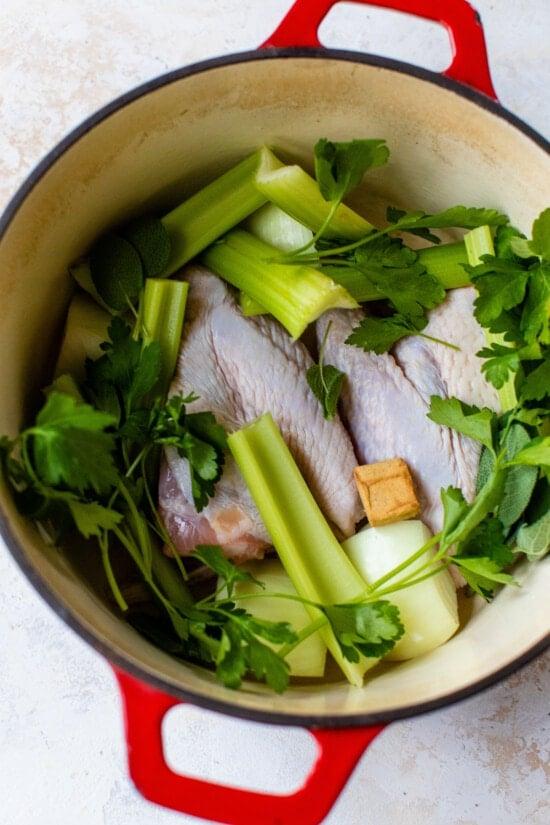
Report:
354,252,445,319
307,321,346,419
494,224,526,260
307,363,345,420
387,206,508,238
521,262,550,344
193,545,263,597
452,557,516,600
468,258,530,326
476,343,521,389
440,486,469,539
520,353,550,401
152,396,226,511
214,605,296,693
67,500,123,539
216,622,248,689
323,600,404,662
314,138,389,203
428,396,496,452
245,635,292,693
529,207,550,261
85,318,162,423
353,234,417,268
346,313,426,354
31,392,118,494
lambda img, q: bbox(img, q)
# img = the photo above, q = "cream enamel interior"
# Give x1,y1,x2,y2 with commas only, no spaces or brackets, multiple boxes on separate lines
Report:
0,56,549,722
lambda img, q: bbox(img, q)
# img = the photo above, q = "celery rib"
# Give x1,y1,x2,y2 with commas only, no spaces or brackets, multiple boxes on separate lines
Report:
255,164,372,240
201,230,357,339
162,147,283,275
142,278,188,396
465,226,517,411
241,203,317,316
228,413,372,687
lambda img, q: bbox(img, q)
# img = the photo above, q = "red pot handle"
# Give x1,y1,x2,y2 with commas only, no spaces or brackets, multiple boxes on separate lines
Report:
261,0,497,99
114,667,385,825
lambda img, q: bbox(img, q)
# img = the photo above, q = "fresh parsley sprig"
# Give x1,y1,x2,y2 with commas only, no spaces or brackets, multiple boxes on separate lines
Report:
306,321,346,419
281,138,389,258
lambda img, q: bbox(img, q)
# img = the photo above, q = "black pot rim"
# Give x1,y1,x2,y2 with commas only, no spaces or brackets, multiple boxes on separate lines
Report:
1,46,548,729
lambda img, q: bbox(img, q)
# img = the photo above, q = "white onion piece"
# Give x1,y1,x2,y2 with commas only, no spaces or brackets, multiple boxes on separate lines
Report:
342,520,459,661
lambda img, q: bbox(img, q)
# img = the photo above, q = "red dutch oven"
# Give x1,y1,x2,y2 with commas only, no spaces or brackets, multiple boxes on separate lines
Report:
0,2,548,823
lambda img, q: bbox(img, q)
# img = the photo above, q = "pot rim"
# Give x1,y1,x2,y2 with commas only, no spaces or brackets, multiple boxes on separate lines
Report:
1,46,548,728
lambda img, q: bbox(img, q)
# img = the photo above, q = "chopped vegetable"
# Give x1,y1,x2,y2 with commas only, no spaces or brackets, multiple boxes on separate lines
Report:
162,147,282,274
55,292,111,381
142,278,188,397
2,135,548,695
224,558,327,678
201,229,357,339
343,521,459,660
354,459,420,526
255,163,372,241
245,202,314,252
241,203,315,315
228,413,378,686
238,291,266,317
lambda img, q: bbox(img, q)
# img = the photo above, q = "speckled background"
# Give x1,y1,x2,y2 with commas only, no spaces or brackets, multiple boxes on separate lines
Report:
0,2,548,824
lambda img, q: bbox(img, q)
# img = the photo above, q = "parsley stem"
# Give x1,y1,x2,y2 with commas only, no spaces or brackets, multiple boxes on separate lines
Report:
140,454,186,580
278,198,342,260
125,444,151,478
367,532,442,592
278,616,327,658
418,332,461,351
372,561,451,599
99,535,128,612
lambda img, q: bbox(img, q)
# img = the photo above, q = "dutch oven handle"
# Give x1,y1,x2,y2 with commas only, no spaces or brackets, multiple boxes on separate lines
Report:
114,667,384,824
261,0,498,99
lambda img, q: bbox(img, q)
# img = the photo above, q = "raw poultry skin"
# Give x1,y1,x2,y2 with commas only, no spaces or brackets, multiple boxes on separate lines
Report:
318,288,500,535
159,267,362,562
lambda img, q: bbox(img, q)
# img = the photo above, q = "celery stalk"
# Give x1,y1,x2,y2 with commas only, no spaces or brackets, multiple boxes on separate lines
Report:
464,225,493,268
239,291,266,317
241,203,316,315
228,413,372,686
418,242,470,288
321,241,470,303
245,203,315,251
201,230,358,339
162,147,282,275
465,226,517,411
142,278,188,395
255,164,373,240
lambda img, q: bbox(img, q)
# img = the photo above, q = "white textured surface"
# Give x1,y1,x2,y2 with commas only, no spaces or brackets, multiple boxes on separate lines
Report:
0,2,549,823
